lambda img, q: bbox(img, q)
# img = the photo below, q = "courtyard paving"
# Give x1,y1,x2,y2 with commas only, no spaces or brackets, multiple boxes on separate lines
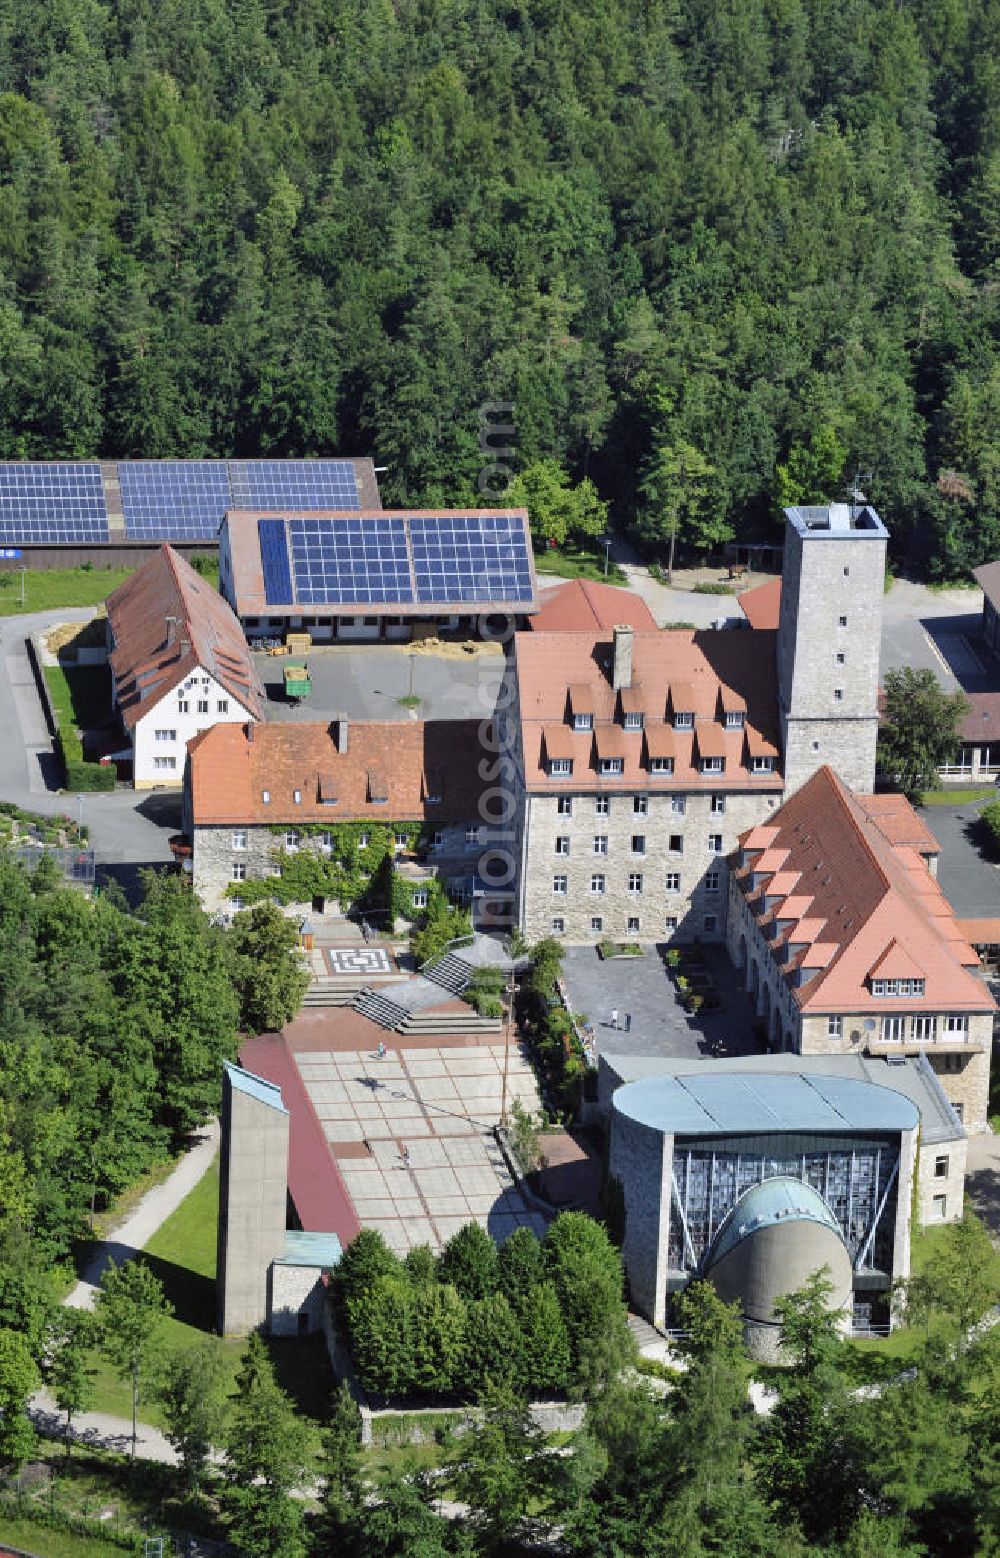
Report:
253,641,504,724
291,1040,547,1253
560,943,760,1062
918,803,1000,920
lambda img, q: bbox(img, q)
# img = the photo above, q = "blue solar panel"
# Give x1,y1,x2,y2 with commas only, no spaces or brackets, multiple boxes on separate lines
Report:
0,463,108,543
119,461,232,540
232,460,360,512
288,516,413,604
259,519,294,605
410,513,533,604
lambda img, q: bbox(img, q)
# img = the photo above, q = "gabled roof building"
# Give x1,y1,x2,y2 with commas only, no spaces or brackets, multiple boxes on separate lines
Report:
728,765,995,1131
105,544,264,789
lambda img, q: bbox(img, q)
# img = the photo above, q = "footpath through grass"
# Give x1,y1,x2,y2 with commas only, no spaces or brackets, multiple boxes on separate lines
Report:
84,1158,333,1449
0,567,133,616
533,541,628,585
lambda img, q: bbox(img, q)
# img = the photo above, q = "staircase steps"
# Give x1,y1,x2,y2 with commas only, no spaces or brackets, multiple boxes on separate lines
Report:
423,951,474,996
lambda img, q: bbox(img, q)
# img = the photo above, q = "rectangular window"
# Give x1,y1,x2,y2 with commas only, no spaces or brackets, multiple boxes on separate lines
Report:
431,829,444,848
631,835,646,855
665,915,678,932
599,757,624,775
593,836,608,855
595,796,610,816
217,699,229,714
293,789,302,805
557,796,573,817
835,652,845,665
932,1194,947,1220
838,615,848,627
178,699,189,714
674,711,694,729
934,1154,949,1179
154,728,176,742
650,757,673,774
665,872,681,892
724,711,744,729
623,712,643,731
552,917,566,934
703,914,718,932
231,896,244,912
881,1015,905,1041
412,889,429,908
262,789,270,804
913,1016,938,1041
232,862,246,882
152,755,176,770
752,756,774,773
953,1102,964,1122
285,831,300,849
945,1015,968,1034
394,831,409,847
232,830,248,850
708,834,724,854
627,916,640,933
669,834,684,855
197,700,209,714
633,795,648,815
590,874,606,894
711,794,726,815
834,688,844,702
628,872,643,894
555,837,570,855
701,756,724,774
550,758,572,776
320,832,333,851
705,871,720,893
591,916,603,933
671,795,686,815
358,832,370,848
828,1015,843,1038
552,875,568,895
573,713,594,731
465,827,481,844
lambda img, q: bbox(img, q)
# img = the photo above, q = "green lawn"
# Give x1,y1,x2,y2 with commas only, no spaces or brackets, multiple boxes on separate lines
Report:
0,568,134,617
919,786,997,806
533,541,628,585
43,666,113,734
0,1512,132,1558
84,1159,333,1449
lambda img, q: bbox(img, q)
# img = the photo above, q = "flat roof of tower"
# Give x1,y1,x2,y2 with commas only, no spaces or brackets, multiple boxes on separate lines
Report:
613,1069,918,1136
785,502,888,539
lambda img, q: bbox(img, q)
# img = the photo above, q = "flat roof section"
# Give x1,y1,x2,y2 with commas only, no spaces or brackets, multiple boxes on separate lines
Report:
613,1070,919,1137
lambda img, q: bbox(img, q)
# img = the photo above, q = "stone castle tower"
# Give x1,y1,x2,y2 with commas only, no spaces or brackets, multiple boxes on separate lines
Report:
777,502,888,795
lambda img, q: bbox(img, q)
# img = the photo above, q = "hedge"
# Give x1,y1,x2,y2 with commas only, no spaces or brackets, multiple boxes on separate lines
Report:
55,729,115,790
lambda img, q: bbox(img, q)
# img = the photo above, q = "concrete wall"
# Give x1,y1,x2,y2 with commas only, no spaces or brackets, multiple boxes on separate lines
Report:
777,518,885,795
0,542,217,572
269,1264,327,1335
522,787,780,945
132,666,255,790
609,1110,671,1327
915,1131,966,1228
217,1076,289,1336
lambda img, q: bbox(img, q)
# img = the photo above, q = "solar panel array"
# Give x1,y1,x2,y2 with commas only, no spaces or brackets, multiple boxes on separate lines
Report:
0,463,108,544
410,513,534,604
258,520,294,606
0,459,364,544
253,511,535,610
289,517,412,604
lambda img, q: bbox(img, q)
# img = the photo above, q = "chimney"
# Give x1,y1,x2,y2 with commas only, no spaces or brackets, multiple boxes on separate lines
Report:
331,716,348,754
246,723,254,743
612,624,633,691
180,638,191,656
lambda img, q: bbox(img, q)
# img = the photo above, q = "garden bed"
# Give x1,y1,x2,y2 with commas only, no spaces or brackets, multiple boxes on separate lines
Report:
598,939,644,960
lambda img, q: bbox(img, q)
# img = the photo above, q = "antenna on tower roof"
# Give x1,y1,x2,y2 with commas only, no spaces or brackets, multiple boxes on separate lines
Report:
848,468,872,521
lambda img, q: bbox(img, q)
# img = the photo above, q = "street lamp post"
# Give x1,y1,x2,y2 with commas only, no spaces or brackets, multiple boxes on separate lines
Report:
500,969,514,1130
603,536,612,578
18,567,26,607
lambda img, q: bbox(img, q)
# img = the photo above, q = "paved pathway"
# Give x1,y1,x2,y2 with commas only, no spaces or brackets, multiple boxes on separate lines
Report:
65,1118,219,1309
28,1390,183,1464
966,1131,1000,1239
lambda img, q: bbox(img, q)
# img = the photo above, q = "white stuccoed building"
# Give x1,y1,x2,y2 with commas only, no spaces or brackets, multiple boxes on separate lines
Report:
106,544,265,788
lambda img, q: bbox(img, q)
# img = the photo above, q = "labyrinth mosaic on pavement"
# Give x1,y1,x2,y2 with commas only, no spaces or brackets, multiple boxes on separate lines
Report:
325,946,394,977
292,1042,547,1251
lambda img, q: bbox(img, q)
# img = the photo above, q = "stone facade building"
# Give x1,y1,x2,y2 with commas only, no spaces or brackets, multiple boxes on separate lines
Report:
184,715,492,919
504,504,889,947
727,765,995,1131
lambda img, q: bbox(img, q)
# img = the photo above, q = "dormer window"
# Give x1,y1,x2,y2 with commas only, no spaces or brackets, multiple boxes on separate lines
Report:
752,756,774,774
701,756,724,774
550,758,573,777
725,711,745,730
674,710,694,730
262,789,270,804
871,977,926,997
599,757,624,775
623,712,644,731
293,788,302,804
574,713,594,732
650,756,674,775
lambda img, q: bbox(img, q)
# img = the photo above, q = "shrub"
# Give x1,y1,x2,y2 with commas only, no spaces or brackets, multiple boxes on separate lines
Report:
463,1292,524,1392
337,1228,404,1317
692,580,735,595
521,1280,571,1392
409,1282,466,1392
498,1227,545,1314
438,1222,499,1300
981,799,1000,854
349,1275,415,1395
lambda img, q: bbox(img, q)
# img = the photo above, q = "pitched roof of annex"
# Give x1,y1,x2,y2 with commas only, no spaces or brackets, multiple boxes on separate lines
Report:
737,576,782,630
530,578,658,633
106,545,264,728
735,766,993,1015
186,718,488,825
513,626,783,793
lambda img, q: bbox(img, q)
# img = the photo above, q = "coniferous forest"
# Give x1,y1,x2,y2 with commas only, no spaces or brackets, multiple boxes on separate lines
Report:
0,0,999,572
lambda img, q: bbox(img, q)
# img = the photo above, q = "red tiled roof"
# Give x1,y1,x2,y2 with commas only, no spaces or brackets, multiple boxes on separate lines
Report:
958,917,1000,946
107,546,264,729
530,578,657,633
187,718,487,825
738,576,782,630
735,767,994,1014
514,627,783,793
862,794,940,853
